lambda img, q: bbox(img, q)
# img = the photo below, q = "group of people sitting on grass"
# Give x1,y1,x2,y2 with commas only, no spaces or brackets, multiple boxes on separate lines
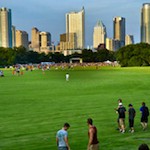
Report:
115,99,149,133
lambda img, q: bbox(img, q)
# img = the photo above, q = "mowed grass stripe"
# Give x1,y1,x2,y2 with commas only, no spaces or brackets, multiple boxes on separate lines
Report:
0,67,150,150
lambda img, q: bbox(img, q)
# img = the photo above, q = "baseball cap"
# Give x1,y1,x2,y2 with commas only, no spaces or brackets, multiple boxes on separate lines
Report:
119,103,122,106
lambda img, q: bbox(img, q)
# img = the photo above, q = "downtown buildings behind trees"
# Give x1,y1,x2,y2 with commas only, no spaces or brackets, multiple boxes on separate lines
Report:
0,3,150,56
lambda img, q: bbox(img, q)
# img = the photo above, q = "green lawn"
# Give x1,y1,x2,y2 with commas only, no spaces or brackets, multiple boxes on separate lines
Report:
0,67,150,150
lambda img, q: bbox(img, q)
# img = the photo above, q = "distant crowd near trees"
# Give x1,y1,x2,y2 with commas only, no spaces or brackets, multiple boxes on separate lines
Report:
0,43,150,67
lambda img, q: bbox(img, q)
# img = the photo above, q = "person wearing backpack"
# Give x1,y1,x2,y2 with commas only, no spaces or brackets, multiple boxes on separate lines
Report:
117,103,126,133
140,102,149,130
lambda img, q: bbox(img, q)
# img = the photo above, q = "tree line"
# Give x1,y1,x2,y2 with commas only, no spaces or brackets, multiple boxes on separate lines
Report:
0,43,150,67
0,46,115,67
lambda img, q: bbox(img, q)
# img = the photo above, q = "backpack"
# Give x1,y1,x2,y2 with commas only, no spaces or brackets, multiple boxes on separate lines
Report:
144,107,149,117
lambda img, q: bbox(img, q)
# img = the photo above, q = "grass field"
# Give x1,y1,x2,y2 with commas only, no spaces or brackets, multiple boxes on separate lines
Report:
0,66,150,150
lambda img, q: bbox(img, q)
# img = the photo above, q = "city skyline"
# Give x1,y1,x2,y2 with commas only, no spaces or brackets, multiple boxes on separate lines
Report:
0,0,148,47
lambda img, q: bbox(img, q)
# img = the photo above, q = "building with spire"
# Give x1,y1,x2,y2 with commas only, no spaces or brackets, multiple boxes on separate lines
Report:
141,3,150,44
93,20,107,49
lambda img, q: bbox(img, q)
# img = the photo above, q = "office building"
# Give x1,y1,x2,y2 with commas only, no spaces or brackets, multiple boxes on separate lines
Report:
12,25,16,47
113,16,125,48
93,20,107,49
60,33,77,51
66,7,85,49
106,38,114,51
31,27,40,52
141,3,150,44
125,35,134,45
31,28,52,53
16,30,29,50
0,7,12,48
40,31,51,53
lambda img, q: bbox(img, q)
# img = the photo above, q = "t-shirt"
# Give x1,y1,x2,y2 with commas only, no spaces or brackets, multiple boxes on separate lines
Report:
140,106,149,117
56,129,68,147
118,106,126,118
128,108,136,120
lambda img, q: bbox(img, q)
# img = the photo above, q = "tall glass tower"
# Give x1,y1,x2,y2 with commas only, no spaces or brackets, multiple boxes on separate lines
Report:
66,7,85,49
0,7,12,48
113,16,125,48
141,3,150,44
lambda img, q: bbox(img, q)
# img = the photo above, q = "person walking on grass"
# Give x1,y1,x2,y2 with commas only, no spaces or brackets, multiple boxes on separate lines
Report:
87,118,99,150
66,73,69,81
114,99,123,130
117,103,126,133
128,104,136,133
140,102,149,130
56,123,70,150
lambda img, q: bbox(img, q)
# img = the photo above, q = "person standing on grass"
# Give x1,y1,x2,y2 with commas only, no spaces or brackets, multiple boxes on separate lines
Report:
114,98,123,130
66,73,69,81
128,104,136,133
140,102,149,130
117,103,126,133
56,123,70,150
87,118,99,150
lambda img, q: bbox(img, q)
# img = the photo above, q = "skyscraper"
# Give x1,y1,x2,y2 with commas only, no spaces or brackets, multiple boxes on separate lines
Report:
16,30,29,50
113,16,125,48
66,7,85,49
31,27,40,52
0,7,12,48
93,20,107,49
141,3,150,44
125,35,134,45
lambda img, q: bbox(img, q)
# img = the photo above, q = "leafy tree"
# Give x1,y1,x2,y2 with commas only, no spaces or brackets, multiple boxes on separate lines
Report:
116,43,150,67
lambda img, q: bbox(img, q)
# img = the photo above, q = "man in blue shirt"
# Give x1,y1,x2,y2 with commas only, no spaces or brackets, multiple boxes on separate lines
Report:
140,102,149,130
56,123,70,150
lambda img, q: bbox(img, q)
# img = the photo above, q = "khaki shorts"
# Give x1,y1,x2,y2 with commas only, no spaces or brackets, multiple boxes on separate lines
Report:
119,118,125,126
89,143,99,150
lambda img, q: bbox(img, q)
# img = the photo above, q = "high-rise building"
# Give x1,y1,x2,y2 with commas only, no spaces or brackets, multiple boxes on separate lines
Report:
16,30,29,50
40,31,51,53
31,28,52,53
106,38,114,51
93,20,107,49
125,35,134,45
60,33,77,51
66,7,85,49
0,7,12,48
141,3,150,44
113,16,125,48
12,26,16,47
31,27,40,52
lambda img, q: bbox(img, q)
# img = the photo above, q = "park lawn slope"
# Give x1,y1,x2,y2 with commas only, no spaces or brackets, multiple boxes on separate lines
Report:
0,67,150,150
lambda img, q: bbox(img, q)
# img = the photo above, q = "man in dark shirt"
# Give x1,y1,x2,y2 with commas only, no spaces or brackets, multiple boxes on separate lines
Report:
128,104,136,133
117,103,126,133
87,118,99,150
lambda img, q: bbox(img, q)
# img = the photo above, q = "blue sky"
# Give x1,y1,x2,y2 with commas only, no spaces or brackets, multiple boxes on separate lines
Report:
0,0,147,47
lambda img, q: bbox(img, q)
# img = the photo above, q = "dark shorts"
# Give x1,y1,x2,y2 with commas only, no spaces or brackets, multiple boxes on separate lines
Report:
58,147,68,150
141,117,148,123
129,119,134,127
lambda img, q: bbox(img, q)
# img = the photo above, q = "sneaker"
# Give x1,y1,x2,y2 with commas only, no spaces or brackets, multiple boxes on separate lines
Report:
121,130,125,133
131,130,134,133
